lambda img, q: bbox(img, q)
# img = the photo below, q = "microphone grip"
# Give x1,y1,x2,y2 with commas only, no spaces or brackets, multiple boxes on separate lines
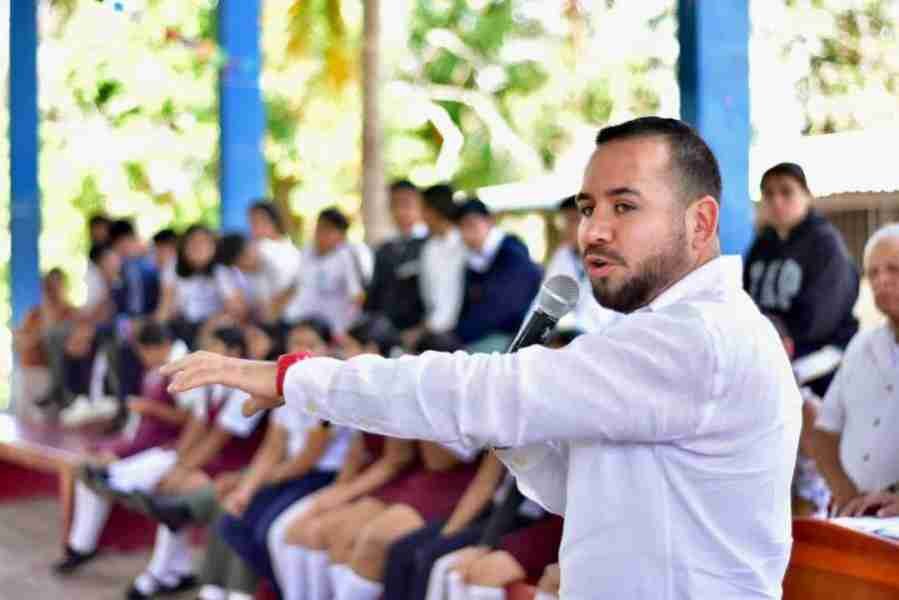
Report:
505,309,559,354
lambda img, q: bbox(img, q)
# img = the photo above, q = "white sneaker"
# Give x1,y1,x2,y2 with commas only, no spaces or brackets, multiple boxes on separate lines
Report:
60,396,93,427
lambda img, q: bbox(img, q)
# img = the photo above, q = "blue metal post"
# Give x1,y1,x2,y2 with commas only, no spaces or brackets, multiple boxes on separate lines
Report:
9,0,42,325
678,0,752,256
218,0,267,233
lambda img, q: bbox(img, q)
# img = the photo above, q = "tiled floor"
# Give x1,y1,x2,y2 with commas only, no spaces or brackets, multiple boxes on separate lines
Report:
0,498,194,600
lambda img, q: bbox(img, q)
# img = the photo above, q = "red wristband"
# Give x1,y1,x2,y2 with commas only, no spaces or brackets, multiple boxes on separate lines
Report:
276,351,312,397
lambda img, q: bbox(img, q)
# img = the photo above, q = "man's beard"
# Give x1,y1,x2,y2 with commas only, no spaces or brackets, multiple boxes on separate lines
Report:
588,224,690,314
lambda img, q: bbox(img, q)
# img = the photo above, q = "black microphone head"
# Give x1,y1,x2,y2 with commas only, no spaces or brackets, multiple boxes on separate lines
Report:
537,274,580,321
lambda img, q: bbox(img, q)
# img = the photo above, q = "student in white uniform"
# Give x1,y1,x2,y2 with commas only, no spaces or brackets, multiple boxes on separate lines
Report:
283,208,367,334
163,117,802,600
248,201,303,325
813,222,899,517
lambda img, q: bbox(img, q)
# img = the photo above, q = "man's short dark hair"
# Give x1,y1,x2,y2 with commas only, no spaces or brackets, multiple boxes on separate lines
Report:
291,316,334,345
108,219,136,245
596,117,722,206
89,214,111,228
558,195,577,211
250,200,286,234
422,184,458,222
217,233,248,266
318,207,350,232
455,197,491,220
136,320,174,347
761,162,809,194
211,326,247,358
390,179,418,194
152,228,178,246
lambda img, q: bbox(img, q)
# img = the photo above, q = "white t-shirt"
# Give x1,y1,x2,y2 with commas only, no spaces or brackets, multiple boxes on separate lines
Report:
163,264,229,323
253,237,302,307
84,263,109,311
816,324,899,492
283,244,365,333
272,404,353,472
543,243,618,333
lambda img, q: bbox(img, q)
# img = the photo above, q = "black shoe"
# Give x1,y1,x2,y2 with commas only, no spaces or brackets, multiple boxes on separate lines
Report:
137,493,194,532
125,573,197,599
52,546,98,575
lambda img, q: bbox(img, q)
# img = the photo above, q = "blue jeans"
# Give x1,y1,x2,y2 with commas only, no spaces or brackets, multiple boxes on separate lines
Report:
218,470,336,593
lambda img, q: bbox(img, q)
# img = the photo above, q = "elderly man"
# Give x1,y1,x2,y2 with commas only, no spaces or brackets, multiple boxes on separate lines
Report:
162,117,800,600
813,223,899,517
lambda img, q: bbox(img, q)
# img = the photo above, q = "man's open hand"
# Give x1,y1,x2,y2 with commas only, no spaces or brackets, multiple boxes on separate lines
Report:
161,351,280,400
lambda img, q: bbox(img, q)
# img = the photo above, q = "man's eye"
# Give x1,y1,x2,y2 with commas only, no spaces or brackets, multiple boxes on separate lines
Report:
614,203,635,214
579,206,594,218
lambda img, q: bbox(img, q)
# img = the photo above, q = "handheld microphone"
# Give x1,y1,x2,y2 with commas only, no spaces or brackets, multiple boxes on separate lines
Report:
506,274,581,353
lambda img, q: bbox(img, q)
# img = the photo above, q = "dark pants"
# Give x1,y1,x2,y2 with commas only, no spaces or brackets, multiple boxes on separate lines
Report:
218,470,336,594
383,520,487,600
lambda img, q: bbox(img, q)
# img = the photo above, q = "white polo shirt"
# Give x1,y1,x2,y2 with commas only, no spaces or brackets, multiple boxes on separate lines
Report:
283,255,801,600
816,324,899,492
283,244,365,333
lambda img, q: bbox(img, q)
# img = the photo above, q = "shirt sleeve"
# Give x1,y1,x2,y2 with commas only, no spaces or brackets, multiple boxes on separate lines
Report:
217,389,265,437
495,443,568,515
283,305,718,449
815,353,849,433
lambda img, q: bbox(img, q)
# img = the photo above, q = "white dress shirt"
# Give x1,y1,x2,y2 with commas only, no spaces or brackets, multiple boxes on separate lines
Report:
419,228,467,333
283,255,801,599
254,236,302,308
544,243,618,333
816,324,899,492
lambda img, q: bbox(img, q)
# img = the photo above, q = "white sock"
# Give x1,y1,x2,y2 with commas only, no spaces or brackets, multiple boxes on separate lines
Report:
68,480,111,554
534,592,559,600
307,549,333,600
448,571,468,600
424,550,464,600
467,584,505,600
227,592,254,600
329,563,350,597
198,585,227,600
148,525,191,580
334,567,383,600
267,496,315,600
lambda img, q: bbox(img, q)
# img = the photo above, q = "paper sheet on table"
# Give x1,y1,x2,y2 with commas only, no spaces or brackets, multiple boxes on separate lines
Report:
830,516,899,540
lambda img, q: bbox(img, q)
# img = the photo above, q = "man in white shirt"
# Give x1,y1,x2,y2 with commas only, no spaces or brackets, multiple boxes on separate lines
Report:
248,201,303,324
283,207,367,334
813,223,899,517
544,196,618,333
163,117,801,600
416,184,467,342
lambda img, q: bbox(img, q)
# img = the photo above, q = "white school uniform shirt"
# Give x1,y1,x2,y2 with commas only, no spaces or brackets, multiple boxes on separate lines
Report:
283,244,365,333
192,384,263,437
816,324,899,492
544,243,618,333
162,264,228,323
283,255,801,600
253,237,302,308
272,404,353,472
419,228,467,333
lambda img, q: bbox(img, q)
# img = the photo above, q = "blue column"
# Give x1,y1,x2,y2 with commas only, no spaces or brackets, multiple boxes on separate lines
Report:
218,0,266,233
9,0,42,325
678,0,752,256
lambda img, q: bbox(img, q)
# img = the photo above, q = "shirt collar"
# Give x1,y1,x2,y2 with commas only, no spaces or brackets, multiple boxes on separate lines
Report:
645,255,743,312
410,223,429,239
468,228,505,272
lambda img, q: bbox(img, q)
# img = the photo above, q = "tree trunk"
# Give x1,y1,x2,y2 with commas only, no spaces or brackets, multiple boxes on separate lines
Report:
360,0,391,245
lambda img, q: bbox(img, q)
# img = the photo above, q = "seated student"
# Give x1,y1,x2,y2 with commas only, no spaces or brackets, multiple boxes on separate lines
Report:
53,321,195,574
265,317,416,600
453,198,543,351
155,224,231,348
77,327,266,599
247,200,303,327
197,319,350,600
316,333,484,600
283,208,368,335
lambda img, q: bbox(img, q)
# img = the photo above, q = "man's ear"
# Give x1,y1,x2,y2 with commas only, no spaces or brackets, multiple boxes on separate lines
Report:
685,195,719,252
